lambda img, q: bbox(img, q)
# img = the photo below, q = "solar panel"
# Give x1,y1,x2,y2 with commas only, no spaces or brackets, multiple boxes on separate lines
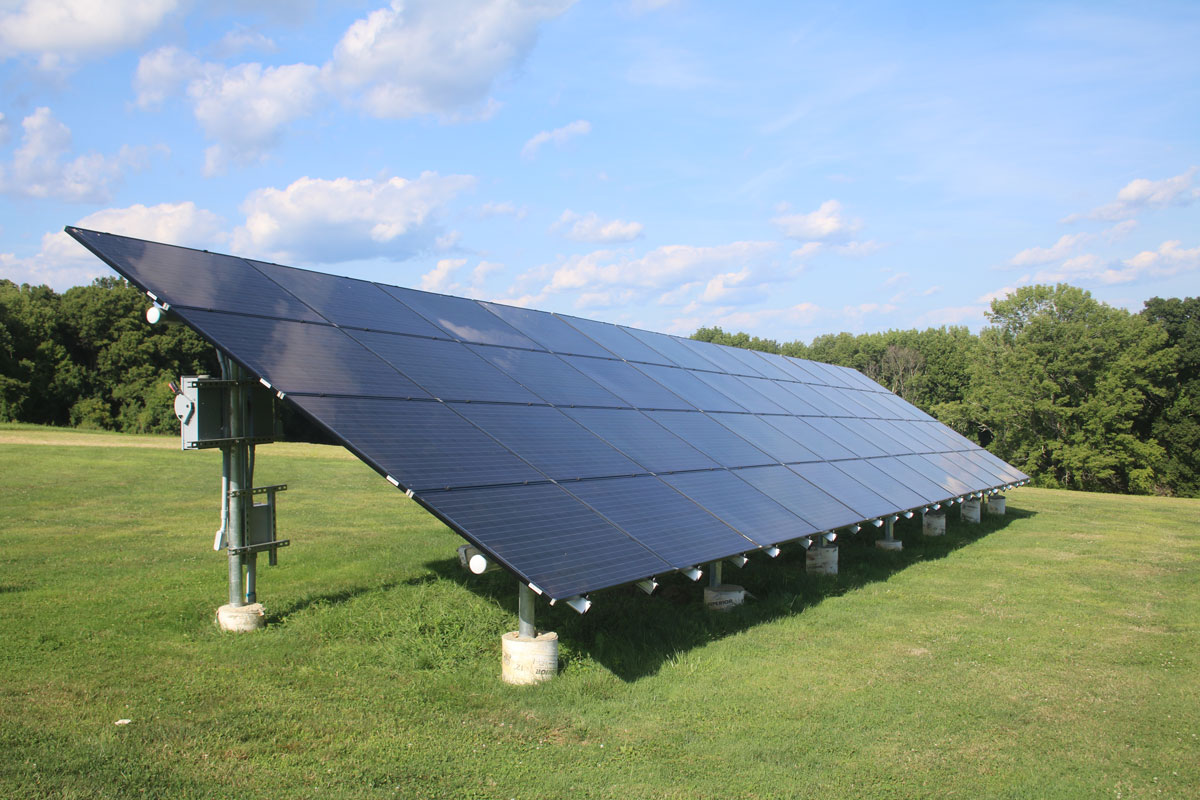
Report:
68,226,1028,602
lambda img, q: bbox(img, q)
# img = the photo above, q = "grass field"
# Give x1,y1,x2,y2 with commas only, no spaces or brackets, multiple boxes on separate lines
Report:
1,423,1197,799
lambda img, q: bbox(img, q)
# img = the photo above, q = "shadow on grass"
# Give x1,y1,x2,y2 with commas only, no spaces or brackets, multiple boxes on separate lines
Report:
265,581,402,624
427,507,1036,682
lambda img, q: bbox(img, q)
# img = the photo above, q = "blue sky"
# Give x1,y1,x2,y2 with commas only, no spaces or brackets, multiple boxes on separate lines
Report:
1,1,1197,342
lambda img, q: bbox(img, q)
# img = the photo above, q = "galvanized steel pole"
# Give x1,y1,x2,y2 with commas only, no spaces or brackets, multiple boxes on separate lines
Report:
518,582,536,639
225,358,247,607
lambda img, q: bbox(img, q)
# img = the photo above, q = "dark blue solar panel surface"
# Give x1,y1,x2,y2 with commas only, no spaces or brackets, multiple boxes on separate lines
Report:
708,412,820,463
622,327,721,371
567,476,758,567
564,407,719,474
69,226,1026,601
559,314,673,365
632,363,747,412
467,345,624,407
664,470,817,543
70,228,326,323
350,330,540,403
734,466,861,532
453,403,644,481
761,416,858,461
289,395,543,491
419,483,671,599
479,302,614,358
181,311,429,399
646,410,775,468
562,355,691,410
251,261,446,337
381,286,538,348
691,371,786,414
789,462,895,520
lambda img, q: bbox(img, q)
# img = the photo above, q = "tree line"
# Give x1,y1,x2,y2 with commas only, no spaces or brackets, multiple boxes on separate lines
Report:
1,277,1195,497
693,285,1198,497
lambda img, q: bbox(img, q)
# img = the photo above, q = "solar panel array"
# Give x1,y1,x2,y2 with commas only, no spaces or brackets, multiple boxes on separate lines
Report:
68,227,1028,601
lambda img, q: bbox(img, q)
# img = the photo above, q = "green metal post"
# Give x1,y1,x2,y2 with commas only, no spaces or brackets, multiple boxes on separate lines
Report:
518,583,536,639
225,358,247,607
708,560,722,588
884,517,895,542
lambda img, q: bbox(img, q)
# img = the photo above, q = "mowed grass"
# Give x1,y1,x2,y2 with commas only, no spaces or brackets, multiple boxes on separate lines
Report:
1,424,1197,799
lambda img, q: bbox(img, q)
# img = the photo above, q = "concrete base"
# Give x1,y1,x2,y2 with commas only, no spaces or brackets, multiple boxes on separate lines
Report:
923,511,947,537
704,584,745,612
961,498,981,523
987,495,1006,515
501,631,558,685
806,545,838,575
875,538,903,551
216,602,265,632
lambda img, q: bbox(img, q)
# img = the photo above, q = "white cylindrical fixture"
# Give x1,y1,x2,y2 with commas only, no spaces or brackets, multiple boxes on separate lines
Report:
703,584,745,612
501,631,558,685
216,602,266,632
961,497,981,523
922,510,947,537
987,494,1006,516
806,545,838,575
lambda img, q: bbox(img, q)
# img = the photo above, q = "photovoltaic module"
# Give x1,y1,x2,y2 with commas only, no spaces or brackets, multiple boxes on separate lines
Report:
68,226,1027,601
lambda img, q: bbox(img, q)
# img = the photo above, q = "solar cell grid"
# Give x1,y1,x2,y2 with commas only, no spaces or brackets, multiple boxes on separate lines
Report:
67,226,1027,601
252,261,446,338
381,286,539,349
479,301,615,358
567,476,760,567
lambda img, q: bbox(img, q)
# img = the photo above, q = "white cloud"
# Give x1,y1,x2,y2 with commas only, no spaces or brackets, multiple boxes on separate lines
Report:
188,61,323,175
977,287,1017,304
1008,233,1088,267
232,172,475,263
0,0,179,66
212,26,277,59
479,201,524,218
882,271,909,288
420,258,467,291
521,119,590,160
1109,240,1200,284
789,242,821,260
0,112,8,146
0,107,149,202
714,302,821,332
914,304,988,327
539,241,777,296
3,201,225,290
772,200,861,240
1066,167,1200,222
554,210,643,242
134,46,203,108
834,239,883,257
329,0,573,119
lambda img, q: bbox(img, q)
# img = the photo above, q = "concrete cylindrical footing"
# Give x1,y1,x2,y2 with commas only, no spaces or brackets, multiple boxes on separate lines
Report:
501,631,558,685
987,495,1006,515
876,538,903,551
704,584,745,612
961,498,981,523
216,602,265,632
923,510,946,537
806,545,838,575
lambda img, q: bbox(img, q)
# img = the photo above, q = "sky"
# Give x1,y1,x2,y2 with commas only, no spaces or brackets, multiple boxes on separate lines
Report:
1,0,1198,342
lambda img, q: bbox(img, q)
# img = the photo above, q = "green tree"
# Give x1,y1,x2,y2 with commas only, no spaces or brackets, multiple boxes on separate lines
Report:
0,280,82,425
59,277,216,433
1140,296,1199,496
968,284,1172,494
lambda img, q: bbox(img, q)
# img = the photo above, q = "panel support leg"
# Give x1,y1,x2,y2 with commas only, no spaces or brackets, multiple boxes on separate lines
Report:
703,559,743,611
876,517,903,551
216,356,264,631
502,582,558,684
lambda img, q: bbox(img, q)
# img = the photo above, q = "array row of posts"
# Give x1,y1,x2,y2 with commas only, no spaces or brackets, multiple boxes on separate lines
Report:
498,490,1010,685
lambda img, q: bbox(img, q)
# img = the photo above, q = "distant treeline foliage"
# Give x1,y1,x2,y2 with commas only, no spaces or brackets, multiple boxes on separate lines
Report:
1,277,1195,497
693,285,1198,498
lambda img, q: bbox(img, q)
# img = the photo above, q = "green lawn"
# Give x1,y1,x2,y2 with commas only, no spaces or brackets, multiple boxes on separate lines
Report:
1,425,1197,799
